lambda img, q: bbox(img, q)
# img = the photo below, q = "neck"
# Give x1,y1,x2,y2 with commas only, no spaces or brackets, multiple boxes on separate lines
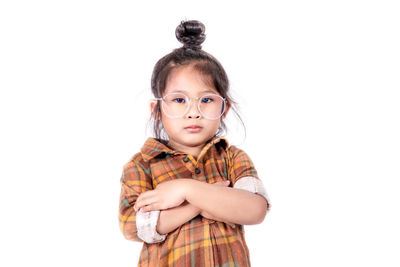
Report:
167,140,204,158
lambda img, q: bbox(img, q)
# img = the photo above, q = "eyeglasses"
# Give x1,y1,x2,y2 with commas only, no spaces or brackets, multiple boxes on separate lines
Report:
155,92,226,120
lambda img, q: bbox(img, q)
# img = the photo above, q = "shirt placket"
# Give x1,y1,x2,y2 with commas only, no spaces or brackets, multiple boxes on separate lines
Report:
181,154,203,180
181,154,216,225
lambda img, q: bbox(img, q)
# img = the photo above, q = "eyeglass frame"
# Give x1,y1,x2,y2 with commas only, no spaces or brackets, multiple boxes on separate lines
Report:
154,92,227,120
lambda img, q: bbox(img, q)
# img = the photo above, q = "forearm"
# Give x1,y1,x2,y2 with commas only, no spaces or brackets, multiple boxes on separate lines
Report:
156,201,201,235
183,179,268,225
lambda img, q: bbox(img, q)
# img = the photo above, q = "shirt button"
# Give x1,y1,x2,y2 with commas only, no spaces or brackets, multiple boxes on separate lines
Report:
195,168,201,174
183,156,189,163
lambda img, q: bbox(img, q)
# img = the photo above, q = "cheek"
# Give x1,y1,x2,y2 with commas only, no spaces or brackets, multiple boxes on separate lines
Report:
207,120,222,132
161,116,179,132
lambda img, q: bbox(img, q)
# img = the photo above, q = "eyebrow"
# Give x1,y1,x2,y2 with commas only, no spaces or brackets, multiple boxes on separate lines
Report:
170,89,218,95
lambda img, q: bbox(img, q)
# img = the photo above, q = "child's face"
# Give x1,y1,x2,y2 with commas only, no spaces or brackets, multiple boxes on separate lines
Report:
153,65,227,155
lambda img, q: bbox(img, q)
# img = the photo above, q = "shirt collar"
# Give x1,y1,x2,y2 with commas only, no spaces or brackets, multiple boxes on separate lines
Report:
140,136,229,162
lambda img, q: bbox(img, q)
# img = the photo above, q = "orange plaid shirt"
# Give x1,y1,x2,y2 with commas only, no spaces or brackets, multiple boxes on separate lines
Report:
119,137,270,266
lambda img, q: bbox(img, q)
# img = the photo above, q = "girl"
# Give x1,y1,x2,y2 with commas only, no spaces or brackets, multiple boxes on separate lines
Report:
119,20,270,267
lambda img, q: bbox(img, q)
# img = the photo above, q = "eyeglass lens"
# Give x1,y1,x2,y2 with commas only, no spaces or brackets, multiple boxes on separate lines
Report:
161,93,225,119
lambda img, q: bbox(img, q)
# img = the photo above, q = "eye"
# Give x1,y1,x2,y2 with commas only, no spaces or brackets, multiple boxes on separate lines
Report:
172,97,186,104
201,97,213,103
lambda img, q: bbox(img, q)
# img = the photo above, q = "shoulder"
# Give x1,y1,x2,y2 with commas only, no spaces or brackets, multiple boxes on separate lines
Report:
123,152,145,170
122,151,153,181
226,145,258,176
227,144,242,153
211,138,253,162
123,137,166,170
226,144,252,160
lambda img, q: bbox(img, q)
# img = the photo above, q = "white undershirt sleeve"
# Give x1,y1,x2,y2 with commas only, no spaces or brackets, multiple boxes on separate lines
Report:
136,209,167,243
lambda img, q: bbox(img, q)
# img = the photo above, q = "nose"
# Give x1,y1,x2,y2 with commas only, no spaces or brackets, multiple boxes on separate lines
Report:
186,99,201,119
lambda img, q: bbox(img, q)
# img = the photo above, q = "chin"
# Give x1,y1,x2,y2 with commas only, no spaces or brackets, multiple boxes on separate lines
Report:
181,135,212,146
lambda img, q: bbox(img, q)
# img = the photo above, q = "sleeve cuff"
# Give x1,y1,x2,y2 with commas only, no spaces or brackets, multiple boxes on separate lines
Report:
233,176,271,210
136,209,167,243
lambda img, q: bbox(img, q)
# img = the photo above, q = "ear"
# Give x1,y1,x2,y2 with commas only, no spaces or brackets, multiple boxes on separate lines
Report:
222,102,231,119
149,100,160,120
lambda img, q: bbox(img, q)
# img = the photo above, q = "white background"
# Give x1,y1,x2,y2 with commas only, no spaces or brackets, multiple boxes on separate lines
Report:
1,0,399,266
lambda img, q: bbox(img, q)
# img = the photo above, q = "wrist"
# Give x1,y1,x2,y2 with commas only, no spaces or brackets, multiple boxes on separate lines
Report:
182,199,201,215
181,179,196,200
181,179,202,214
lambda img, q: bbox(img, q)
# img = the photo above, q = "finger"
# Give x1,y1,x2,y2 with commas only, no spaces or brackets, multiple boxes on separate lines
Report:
141,203,159,212
134,196,156,211
134,190,157,209
137,190,155,200
135,193,149,208
213,180,230,187
228,223,236,228
218,181,230,187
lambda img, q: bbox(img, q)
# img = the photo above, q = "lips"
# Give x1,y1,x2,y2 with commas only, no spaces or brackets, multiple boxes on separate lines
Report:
185,125,202,129
184,125,203,133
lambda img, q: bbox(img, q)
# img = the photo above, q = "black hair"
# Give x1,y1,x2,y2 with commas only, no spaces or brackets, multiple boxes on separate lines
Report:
149,20,245,141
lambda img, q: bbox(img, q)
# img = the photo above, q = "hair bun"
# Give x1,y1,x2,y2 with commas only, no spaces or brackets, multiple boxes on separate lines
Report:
175,20,206,50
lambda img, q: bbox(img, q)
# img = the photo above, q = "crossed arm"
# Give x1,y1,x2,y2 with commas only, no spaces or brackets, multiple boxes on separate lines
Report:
156,201,201,235
134,179,269,235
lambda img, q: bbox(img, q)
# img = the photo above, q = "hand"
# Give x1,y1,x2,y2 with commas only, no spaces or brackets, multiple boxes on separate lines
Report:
134,179,189,212
200,180,236,228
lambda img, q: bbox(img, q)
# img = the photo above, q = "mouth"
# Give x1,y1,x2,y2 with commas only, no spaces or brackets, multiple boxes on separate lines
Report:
184,125,203,133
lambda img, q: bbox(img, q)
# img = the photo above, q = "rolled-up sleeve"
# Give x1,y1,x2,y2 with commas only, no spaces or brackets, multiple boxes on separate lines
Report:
228,146,271,211
136,209,167,243
118,156,167,243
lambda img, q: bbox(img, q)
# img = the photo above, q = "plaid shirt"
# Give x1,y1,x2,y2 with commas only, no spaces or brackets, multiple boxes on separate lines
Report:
119,137,270,267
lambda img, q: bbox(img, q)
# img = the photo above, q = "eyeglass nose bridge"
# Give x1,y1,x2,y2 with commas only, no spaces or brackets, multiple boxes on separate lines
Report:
185,96,203,117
